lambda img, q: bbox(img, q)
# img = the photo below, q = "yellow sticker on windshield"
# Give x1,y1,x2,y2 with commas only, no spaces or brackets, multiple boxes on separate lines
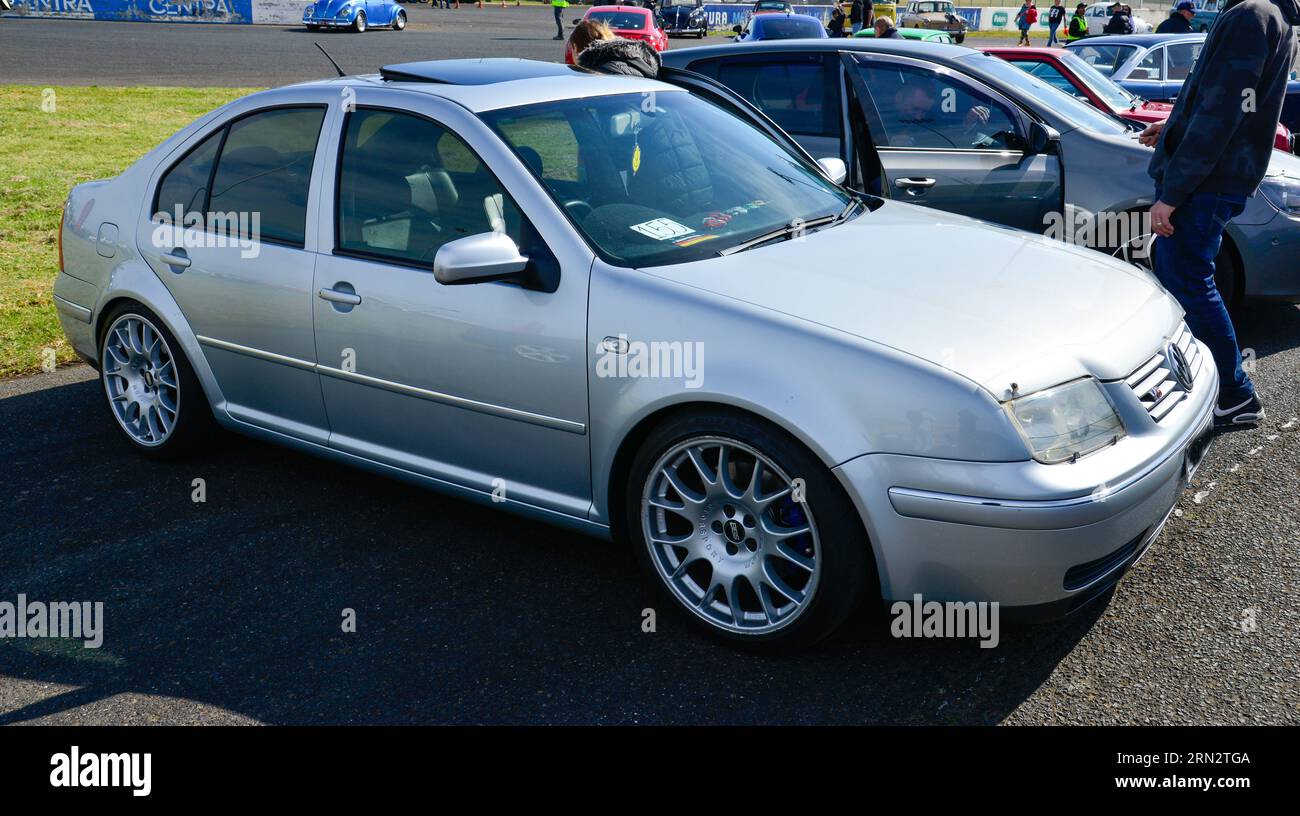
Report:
632,143,641,175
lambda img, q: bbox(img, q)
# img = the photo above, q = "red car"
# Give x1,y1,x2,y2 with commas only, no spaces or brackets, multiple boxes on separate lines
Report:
566,6,669,64
984,47,1293,152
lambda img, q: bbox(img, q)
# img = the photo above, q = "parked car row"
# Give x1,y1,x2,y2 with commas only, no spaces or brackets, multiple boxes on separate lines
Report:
53,38,1298,649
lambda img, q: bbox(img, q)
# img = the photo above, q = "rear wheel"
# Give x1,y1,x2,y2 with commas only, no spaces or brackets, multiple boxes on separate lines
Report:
627,410,871,651
98,303,213,459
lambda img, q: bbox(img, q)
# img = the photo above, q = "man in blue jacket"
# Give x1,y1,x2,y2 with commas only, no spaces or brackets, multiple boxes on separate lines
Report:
1140,0,1299,426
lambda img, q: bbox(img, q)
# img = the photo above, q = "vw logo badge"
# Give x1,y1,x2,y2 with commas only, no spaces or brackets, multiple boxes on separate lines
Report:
1165,342,1194,391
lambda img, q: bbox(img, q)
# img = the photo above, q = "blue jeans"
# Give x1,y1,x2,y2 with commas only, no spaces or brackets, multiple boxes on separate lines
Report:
1047,21,1060,45
1152,188,1253,403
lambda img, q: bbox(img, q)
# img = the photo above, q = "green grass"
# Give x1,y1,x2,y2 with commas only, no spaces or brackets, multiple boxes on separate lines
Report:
0,86,251,379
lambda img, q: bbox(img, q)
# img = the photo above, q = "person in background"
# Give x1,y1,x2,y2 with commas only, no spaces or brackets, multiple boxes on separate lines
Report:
1103,2,1133,32
566,19,615,64
1047,0,1066,46
576,34,662,77
1066,1,1088,38
874,16,902,37
1157,0,1197,32
850,0,864,34
1014,0,1037,45
1139,0,1300,426
829,5,848,36
551,0,569,40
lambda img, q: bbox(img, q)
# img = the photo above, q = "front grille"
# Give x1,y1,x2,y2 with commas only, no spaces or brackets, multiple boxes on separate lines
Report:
1124,322,1203,423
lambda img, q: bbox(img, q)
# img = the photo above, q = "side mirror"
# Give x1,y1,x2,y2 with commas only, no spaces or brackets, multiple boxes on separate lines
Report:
817,156,848,185
434,232,530,286
1027,121,1061,155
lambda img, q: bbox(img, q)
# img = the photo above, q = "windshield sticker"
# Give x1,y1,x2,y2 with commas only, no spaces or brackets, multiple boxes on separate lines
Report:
630,218,695,241
674,235,718,248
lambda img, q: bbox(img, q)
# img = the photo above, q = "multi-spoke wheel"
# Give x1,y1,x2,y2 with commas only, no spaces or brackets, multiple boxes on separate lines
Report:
98,304,212,459
628,411,871,650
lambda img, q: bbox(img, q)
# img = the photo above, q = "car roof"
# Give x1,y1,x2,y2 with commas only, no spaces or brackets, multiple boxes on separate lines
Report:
587,4,651,12
298,59,681,113
1069,33,1206,46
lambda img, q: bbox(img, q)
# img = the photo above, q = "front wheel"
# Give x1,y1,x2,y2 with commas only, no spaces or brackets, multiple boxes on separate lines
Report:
954,32,965,43
393,10,406,29
98,304,213,459
627,411,871,651
353,11,366,32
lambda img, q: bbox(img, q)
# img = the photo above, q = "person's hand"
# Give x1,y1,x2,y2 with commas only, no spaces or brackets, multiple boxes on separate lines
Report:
964,106,990,129
1138,121,1164,147
1151,200,1176,238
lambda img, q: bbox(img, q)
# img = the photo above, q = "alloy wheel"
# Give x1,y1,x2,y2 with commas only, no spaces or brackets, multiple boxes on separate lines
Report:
641,436,821,635
101,314,180,447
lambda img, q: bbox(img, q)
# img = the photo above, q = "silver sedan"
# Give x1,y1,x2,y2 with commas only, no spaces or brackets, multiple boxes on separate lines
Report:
54,59,1216,649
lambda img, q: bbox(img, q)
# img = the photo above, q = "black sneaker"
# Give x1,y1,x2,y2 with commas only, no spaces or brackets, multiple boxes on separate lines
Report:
1214,393,1265,427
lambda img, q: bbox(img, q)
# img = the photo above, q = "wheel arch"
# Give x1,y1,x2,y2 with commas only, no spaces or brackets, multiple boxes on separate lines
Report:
92,266,227,418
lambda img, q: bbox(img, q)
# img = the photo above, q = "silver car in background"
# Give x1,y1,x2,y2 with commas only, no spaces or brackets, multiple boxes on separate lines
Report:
56,60,1216,649
662,39,1300,308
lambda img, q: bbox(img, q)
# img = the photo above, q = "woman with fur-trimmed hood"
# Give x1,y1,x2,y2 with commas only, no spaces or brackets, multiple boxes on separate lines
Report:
575,37,662,78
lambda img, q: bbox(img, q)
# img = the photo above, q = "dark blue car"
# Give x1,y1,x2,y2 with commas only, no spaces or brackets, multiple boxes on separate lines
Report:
733,12,829,41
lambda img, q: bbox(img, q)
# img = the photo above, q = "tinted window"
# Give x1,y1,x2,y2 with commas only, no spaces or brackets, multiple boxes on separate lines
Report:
704,56,840,138
336,109,522,266
587,10,648,29
209,107,325,245
155,128,222,221
854,59,1023,150
753,16,824,39
1165,43,1202,81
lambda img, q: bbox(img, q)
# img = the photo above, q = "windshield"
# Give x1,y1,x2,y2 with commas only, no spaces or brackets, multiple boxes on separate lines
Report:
1067,44,1138,77
960,52,1131,136
755,16,824,37
916,2,953,12
481,91,853,267
1058,50,1137,109
587,10,649,29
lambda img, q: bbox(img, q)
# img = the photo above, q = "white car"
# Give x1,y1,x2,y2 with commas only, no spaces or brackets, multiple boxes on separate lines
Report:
1086,2,1153,35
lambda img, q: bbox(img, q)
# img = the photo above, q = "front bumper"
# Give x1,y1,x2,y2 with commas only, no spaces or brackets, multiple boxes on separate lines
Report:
832,337,1218,618
304,15,356,27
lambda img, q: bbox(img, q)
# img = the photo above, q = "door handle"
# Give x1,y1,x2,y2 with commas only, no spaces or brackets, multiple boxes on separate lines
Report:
160,248,191,269
895,177,937,190
318,287,362,306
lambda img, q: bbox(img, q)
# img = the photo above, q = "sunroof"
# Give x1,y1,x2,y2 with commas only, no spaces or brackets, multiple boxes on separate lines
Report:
380,59,585,85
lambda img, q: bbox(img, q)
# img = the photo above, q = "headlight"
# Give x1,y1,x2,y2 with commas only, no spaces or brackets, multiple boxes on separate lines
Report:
337,3,353,15
1259,175,1300,215
304,4,313,13
1004,378,1125,464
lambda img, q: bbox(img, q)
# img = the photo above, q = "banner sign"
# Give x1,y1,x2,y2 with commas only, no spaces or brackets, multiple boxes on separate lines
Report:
7,0,253,22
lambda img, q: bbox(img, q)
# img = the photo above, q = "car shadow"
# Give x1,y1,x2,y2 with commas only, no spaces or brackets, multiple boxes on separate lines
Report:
0,373,1100,725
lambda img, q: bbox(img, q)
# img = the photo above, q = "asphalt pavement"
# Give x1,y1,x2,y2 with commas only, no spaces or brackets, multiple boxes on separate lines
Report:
1,299,1298,724
0,10,1021,86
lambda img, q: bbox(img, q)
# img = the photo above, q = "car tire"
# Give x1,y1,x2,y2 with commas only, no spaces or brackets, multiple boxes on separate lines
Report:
393,10,406,29
626,409,872,652
955,32,965,43
353,11,366,32
97,302,214,461
306,23,319,30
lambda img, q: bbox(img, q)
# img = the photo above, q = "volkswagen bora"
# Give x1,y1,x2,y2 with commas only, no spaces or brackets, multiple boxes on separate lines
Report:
54,59,1216,649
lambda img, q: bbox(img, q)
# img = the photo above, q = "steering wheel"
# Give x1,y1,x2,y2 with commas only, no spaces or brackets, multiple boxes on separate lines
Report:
563,200,594,221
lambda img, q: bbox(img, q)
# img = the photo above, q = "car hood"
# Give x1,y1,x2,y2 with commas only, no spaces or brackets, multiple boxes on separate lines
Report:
647,202,1181,398
310,0,353,14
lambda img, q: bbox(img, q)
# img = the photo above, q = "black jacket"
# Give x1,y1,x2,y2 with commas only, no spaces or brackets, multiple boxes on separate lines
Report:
850,0,863,24
1155,11,1194,32
576,38,662,78
1103,11,1134,33
1149,0,1300,206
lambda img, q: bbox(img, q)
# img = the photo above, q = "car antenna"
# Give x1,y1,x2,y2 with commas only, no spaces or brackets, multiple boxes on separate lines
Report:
314,42,347,78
